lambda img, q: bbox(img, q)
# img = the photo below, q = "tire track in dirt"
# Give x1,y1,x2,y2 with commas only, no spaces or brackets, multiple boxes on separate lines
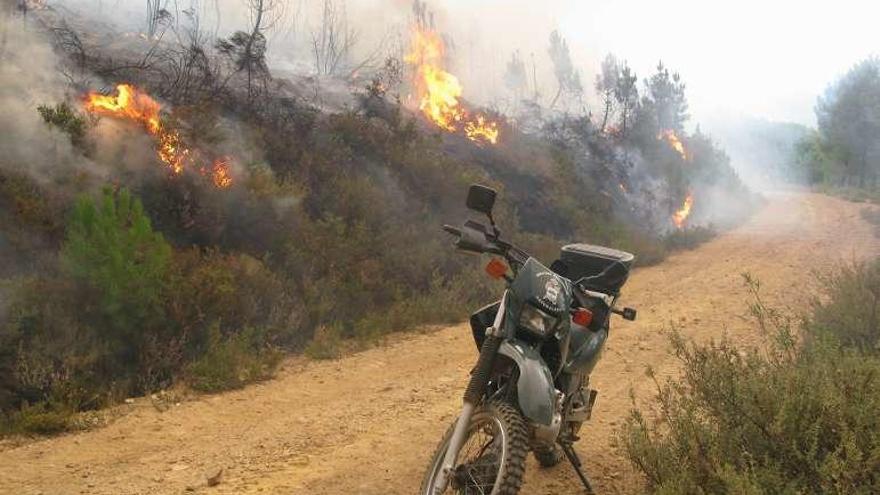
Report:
0,192,877,495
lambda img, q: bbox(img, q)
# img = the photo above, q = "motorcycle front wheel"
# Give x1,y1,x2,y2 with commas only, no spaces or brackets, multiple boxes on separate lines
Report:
420,401,529,495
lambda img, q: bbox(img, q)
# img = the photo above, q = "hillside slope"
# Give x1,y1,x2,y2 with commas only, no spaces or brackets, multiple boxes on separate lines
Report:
0,192,877,495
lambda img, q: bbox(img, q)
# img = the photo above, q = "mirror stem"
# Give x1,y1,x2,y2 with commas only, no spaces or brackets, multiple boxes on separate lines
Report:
487,212,499,238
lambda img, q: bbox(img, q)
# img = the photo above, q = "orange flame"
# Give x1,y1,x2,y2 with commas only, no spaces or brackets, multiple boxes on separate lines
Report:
658,129,689,161
672,193,694,229
85,84,188,174
211,158,233,189
85,84,161,134
465,115,499,144
405,27,499,145
84,84,232,188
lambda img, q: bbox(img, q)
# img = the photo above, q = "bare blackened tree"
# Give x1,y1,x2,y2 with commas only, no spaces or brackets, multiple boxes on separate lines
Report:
51,21,88,74
146,0,174,38
614,60,638,139
311,0,357,76
216,0,279,102
547,30,582,110
412,0,434,30
504,50,528,106
159,7,224,103
595,54,619,133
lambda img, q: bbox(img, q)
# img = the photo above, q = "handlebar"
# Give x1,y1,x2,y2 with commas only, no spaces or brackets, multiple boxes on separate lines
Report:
442,224,461,236
442,221,529,269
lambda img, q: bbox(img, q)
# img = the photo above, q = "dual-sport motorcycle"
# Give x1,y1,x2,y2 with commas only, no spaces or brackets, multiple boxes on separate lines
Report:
420,184,637,495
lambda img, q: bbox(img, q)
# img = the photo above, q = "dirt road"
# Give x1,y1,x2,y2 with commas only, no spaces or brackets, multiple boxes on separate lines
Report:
1,192,877,495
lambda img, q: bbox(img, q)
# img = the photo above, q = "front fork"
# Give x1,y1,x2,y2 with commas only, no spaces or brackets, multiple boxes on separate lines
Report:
433,292,508,494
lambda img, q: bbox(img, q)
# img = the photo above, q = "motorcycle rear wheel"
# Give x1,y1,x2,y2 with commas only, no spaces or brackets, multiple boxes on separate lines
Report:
420,401,528,495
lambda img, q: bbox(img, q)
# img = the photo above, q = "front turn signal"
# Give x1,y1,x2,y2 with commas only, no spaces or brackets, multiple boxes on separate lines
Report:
485,258,508,279
572,308,593,327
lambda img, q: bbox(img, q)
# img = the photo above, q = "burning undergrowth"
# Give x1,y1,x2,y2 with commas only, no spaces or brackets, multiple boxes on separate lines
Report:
84,84,234,189
0,2,757,430
404,25,500,145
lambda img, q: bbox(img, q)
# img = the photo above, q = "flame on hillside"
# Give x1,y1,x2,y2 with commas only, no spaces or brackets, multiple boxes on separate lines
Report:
405,27,499,145
209,158,233,189
658,129,689,161
672,192,694,229
84,84,232,188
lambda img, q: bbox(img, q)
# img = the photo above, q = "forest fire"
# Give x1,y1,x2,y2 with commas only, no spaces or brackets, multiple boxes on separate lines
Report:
405,27,499,145
672,192,694,229
84,84,231,188
209,158,233,189
658,129,689,161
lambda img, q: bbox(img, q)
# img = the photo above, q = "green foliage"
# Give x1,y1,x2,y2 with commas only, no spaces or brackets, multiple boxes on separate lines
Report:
621,263,880,494
62,188,171,351
0,169,62,233
1,401,74,435
662,226,716,251
796,57,880,188
37,102,91,151
304,325,345,360
639,61,689,134
186,325,282,392
1,187,303,434
807,260,880,352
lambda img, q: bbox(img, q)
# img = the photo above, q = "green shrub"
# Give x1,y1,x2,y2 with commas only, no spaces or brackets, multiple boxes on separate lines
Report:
63,188,172,353
0,169,64,237
37,102,91,151
1,186,307,426
186,325,282,392
303,325,345,360
622,335,880,494
662,225,717,252
1,401,74,435
621,266,880,494
168,248,304,350
862,208,880,238
818,185,880,204
807,259,880,352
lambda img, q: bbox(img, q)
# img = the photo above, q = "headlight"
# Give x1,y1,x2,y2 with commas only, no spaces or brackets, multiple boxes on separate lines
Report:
519,304,559,337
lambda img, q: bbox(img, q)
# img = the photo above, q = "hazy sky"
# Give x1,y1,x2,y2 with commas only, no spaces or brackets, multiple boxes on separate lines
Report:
442,0,878,128
57,0,877,128
567,0,878,127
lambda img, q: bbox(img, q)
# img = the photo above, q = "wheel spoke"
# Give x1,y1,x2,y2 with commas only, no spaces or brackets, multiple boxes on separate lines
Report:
423,403,527,495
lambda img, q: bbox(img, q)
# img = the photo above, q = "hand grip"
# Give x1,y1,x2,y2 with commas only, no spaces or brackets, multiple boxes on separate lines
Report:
442,224,461,236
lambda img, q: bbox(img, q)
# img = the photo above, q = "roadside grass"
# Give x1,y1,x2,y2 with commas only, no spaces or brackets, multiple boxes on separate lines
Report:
861,207,880,237
662,225,717,252
818,184,880,204
186,326,283,393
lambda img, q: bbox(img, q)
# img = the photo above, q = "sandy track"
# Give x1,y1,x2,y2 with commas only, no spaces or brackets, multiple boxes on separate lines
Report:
1,192,877,495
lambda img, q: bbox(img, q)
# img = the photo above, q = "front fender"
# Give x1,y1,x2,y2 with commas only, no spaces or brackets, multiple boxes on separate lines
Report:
498,340,556,426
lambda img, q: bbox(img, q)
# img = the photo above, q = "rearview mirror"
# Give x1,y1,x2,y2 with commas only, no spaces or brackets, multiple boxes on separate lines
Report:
466,184,497,216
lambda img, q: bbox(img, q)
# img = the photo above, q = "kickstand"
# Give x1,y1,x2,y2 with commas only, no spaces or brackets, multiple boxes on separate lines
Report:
560,443,595,494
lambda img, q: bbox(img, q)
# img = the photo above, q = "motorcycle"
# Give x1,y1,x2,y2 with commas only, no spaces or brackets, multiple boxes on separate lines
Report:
420,184,637,495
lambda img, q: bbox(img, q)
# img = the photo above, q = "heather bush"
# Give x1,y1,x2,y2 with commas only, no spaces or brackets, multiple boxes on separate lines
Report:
0,189,300,433
621,263,880,494
186,325,282,392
